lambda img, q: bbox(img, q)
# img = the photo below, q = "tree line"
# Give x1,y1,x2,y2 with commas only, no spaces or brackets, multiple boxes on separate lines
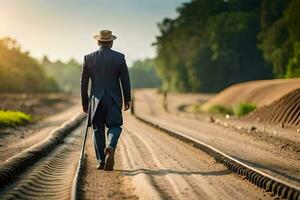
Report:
154,0,300,92
0,38,59,93
42,56,81,93
129,58,161,88
0,37,82,93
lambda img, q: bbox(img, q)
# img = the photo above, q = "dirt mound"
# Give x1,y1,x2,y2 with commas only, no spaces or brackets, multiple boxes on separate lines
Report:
245,88,300,128
202,78,300,111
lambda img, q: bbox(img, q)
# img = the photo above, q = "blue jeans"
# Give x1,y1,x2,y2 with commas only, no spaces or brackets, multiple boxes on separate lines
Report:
92,92,122,164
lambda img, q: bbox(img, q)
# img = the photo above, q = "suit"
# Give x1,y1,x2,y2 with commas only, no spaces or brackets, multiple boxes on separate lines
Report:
81,45,131,121
80,45,131,164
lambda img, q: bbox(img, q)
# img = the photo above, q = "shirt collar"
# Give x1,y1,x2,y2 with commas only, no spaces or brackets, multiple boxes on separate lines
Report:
99,45,111,50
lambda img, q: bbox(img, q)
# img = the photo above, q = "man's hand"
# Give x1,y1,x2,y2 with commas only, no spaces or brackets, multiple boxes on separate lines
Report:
124,101,131,111
82,104,89,113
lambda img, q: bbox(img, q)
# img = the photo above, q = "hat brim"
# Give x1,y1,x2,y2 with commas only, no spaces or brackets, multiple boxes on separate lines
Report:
93,35,117,41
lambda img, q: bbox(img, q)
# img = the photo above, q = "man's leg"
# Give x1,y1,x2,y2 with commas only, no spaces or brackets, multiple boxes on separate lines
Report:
106,126,122,150
103,95,123,170
92,104,106,168
105,98,123,150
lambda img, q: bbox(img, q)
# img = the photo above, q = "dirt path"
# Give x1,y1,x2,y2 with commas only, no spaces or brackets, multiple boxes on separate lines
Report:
0,99,81,163
134,89,213,116
134,89,300,187
124,114,272,199
80,113,271,199
79,129,138,200
0,94,278,199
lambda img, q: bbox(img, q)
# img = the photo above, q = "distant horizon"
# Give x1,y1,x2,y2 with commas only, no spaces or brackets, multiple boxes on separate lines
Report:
0,0,188,66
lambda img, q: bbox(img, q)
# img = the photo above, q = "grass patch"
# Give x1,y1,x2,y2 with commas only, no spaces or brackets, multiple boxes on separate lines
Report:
0,110,32,129
185,104,202,113
208,105,233,115
208,103,256,117
233,103,256,117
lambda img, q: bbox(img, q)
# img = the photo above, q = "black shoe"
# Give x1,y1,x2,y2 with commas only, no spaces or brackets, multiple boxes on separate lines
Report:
97,162,105,170
104,146,115,171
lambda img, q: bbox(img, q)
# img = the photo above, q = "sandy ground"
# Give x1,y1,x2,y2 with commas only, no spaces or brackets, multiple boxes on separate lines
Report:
201,78,300,111
79,129,138,200
160,90,214,114
134,89,300,187
0,97,81,164
0,124,84,199
80,113,272,200
1,89,297,199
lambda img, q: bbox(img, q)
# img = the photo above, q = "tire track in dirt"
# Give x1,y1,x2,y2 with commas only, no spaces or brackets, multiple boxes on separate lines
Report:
0,125,83,200
0,103,81,164
136,90,300,188
120,114,272,200
119,130,165,199
125,129,198,199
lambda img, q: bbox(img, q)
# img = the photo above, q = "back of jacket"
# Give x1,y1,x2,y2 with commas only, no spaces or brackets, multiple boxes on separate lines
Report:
81,46,131,109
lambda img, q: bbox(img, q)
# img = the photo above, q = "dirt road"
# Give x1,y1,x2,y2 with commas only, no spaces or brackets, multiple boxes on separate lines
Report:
134,89,300,188
80,113,271,199
1,92,296,199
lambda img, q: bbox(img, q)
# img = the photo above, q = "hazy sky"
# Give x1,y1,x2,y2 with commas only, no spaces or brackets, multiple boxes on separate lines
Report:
0,0,187,65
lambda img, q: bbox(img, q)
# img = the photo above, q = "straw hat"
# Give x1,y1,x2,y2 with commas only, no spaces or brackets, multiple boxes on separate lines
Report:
93,30,117,41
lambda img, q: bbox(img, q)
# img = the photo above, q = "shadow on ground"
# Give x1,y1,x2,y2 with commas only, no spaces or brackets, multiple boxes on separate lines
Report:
116,168,231,177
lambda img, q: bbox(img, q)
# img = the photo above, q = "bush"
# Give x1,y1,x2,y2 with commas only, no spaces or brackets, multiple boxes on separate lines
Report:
208,105,233,115
234,103,256,117
0,110,32,128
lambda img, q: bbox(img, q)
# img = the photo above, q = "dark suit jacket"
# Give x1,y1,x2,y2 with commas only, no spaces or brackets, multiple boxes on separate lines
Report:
81,46,131,121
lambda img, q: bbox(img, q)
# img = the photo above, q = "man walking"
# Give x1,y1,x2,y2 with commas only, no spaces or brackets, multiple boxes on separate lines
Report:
81,30,131,171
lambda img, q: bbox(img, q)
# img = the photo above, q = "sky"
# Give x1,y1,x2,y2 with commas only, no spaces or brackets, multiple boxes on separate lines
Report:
0,0,187,66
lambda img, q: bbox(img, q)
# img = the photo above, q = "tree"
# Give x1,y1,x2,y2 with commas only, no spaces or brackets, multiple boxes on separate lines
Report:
154,0,273,92
285,0,300,77
42,58,81,93
129,59,161,88
0,37,59,93
259,0,300,78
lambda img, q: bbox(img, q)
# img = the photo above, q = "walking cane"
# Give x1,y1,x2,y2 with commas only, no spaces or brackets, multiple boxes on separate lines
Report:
79,103,91,163
71,103,91,200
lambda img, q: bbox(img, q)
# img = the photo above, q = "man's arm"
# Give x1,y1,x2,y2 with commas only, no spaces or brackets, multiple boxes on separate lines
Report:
81,56,90,113
120,54,131,111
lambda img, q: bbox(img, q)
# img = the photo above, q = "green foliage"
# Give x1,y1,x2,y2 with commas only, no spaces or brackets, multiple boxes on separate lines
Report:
42,57,81,93
0,38,60,93
233,103,256,117
155,0,273,93
208,105,233,115
0,110,32,128
207,103,255,116
286,42,300,78
259,0,300,78
129,58,161,88
205,11,272,90
259,18,291,77
155,0,300,93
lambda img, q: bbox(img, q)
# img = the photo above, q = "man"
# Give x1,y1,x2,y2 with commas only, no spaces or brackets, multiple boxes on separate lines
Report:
81,30,131,171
